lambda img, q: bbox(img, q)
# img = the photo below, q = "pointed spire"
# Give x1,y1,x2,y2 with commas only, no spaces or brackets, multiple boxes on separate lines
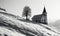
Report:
43,6,46,13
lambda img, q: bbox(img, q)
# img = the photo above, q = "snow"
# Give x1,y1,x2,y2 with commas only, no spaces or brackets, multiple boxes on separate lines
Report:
0,12,60,36
0,27,26,36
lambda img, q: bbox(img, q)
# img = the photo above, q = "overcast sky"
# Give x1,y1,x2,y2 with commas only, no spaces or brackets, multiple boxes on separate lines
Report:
0,0,60,23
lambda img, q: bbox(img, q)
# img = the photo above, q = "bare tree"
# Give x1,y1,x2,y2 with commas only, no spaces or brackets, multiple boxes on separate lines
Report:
22,6,31,20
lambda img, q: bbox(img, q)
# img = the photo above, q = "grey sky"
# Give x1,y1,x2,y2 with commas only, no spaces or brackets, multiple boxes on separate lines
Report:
0,0,60,23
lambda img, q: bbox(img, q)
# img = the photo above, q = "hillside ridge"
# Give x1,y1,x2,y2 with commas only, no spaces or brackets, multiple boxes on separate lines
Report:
0,12,60,36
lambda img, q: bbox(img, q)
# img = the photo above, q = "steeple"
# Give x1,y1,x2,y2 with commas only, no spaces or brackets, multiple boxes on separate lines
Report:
43,7,47,13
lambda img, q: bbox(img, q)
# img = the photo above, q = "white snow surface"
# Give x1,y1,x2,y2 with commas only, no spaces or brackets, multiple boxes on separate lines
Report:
0,12,60,36
0,27,26,36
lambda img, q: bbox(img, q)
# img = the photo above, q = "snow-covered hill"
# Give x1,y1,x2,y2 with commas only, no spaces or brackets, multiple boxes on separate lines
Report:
0,27,25,36
0,12,60,36
49,20,60,32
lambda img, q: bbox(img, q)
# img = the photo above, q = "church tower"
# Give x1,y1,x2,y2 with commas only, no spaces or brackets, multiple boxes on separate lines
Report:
42,7,48,24
32,7,48,25
43,7,47,14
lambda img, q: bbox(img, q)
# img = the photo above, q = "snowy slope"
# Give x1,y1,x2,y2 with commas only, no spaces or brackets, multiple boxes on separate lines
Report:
0,27,25,36
0,12,60,36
